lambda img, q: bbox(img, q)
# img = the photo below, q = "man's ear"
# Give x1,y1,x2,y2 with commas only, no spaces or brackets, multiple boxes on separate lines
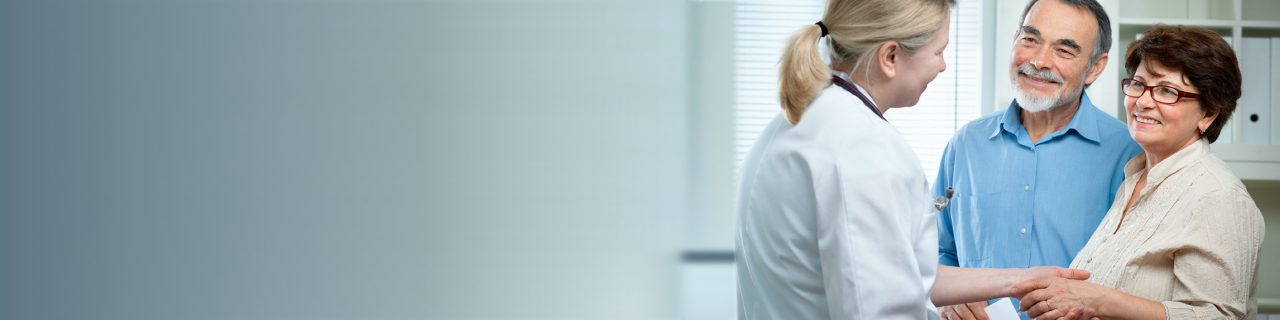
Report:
877,41,900,79
1082,52,1108,86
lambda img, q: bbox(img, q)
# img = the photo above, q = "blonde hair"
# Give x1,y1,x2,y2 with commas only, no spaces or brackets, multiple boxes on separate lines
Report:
778,0,955,124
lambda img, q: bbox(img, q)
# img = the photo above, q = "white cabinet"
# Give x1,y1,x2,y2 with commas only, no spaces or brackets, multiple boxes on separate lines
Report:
1103,0,1280,181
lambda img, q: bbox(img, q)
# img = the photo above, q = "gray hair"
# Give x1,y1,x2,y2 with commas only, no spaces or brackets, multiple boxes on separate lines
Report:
1019,0,1111,64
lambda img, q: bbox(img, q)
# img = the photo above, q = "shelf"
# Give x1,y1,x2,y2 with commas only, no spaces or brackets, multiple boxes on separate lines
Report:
1241,20,1280,29
1118,18,1280,30
1210,144,1280,181
1261,297,1280,313
1118,17,1237,28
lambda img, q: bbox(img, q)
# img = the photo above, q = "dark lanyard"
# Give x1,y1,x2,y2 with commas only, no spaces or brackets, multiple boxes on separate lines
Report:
830,76,886,121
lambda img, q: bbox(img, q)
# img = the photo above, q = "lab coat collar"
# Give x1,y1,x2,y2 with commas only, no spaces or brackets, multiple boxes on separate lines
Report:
831,71,881,109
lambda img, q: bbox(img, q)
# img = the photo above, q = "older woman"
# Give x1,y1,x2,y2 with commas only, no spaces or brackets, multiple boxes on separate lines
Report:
1011,25,1266,319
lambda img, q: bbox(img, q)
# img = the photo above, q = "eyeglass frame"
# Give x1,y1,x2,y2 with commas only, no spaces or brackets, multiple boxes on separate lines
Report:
1120,78,1200,104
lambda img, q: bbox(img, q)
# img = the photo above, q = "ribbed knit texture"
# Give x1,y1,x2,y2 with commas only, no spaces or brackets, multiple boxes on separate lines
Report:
1070,139,1264,319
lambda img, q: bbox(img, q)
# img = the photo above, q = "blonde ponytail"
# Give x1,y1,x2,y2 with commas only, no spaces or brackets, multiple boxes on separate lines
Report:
778,24,832,124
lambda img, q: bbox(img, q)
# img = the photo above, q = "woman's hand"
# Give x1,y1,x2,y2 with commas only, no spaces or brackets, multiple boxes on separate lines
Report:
1006,267,1097,320
1015,277,1107,320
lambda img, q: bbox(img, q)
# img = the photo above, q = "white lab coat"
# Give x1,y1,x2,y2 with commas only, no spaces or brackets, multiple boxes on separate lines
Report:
735,82,940,320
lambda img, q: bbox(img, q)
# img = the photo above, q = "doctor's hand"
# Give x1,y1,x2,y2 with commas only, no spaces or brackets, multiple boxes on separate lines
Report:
1008,266,1090,296
1013,276,1107,320
937,301,988,320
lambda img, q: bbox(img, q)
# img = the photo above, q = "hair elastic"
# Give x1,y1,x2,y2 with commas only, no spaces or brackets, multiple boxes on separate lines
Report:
815,21,828,37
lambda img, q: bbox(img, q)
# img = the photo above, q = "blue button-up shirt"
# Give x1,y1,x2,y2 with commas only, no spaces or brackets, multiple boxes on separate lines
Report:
934,93,1141,271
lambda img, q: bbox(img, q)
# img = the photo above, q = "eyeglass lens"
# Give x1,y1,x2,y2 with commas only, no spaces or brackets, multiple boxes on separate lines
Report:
1122,80,1183,104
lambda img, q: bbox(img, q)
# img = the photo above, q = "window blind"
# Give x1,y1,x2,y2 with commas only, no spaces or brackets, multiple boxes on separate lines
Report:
734,0,985,185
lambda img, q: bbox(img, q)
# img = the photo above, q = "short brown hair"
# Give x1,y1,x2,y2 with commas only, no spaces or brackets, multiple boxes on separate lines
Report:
1124,25,1241,143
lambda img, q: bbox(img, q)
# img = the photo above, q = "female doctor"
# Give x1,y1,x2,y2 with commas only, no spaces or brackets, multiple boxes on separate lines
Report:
734,0,1091,318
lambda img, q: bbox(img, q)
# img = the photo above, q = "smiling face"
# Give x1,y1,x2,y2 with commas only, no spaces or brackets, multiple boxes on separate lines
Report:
1009,0,1106,112
1125,60,1216,158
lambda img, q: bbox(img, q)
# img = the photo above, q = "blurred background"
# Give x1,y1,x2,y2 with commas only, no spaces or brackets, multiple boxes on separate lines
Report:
1,0,1278,319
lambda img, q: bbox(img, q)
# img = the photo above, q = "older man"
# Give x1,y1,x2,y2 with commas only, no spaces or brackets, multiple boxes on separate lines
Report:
933,1,1141,319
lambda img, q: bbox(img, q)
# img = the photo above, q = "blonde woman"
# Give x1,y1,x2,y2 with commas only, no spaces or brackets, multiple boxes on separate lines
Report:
734,0,1091,318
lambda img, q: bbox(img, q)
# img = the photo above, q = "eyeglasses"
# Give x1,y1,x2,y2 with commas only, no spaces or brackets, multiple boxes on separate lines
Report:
1121,78,1200,104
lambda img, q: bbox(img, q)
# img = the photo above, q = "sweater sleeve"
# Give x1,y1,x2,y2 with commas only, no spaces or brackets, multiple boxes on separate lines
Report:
1161,188,1264,319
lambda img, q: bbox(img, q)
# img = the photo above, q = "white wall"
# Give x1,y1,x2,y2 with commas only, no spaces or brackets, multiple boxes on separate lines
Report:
0,0,692,319
686,0,737,250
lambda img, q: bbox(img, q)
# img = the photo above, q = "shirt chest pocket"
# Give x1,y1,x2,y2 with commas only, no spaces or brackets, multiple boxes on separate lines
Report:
955,190,1031,267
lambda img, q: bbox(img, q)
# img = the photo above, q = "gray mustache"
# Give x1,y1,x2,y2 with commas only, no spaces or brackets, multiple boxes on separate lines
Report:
1017,64,1064,84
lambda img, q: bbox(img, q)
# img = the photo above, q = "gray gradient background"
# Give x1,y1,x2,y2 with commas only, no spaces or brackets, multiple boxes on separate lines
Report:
5,0,1278,319
1,0,709,319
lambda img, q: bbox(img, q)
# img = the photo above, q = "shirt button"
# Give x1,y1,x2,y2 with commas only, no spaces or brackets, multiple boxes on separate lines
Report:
1024,184,1030,192
1019,227,1028,234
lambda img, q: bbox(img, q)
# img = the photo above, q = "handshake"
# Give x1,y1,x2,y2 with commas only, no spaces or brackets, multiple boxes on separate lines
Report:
938,266,1106,320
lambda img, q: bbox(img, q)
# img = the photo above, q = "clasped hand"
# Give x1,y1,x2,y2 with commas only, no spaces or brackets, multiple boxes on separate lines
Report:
1010,267,1104,320
938,266,1096,320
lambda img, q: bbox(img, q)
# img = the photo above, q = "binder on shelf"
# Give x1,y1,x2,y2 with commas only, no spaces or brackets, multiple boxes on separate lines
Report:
1238,37,1271,144
1272,37,1280,144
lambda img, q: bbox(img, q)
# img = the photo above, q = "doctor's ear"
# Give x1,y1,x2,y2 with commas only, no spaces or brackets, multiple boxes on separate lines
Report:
875,41,901,79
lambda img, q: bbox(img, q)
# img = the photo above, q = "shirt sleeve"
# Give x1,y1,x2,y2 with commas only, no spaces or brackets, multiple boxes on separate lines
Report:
1161,188,1264,319
814,145,933,320
934,138,959,267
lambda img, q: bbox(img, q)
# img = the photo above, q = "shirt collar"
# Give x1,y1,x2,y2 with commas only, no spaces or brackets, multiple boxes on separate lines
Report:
1124,138,1209,188
989,92,1102,143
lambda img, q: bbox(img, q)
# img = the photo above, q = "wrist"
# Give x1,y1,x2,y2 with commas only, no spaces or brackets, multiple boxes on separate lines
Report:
1001,268,1025,297
1090,285,1117,317
1093,288,1166,320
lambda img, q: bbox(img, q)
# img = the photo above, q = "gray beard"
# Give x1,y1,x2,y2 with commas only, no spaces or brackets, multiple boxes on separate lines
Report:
1014,89,1059,113
1012,63,1092,113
